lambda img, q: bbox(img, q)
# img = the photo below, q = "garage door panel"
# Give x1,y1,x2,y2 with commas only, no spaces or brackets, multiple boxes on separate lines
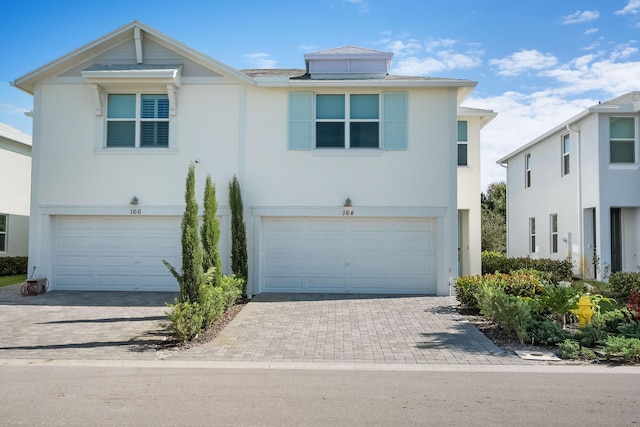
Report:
54,216,181,291
308,255,347,272
262,217,437,294
264,277,303,291
308,277,346,290
265,255,305,272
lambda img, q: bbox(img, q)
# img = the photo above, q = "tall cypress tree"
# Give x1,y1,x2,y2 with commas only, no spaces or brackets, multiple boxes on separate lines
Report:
164,163,202,303
229,175,248,291
201,174,222,286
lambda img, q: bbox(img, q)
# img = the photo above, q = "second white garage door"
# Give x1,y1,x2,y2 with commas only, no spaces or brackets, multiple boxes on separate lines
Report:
261,217,437,294
54,216,181,291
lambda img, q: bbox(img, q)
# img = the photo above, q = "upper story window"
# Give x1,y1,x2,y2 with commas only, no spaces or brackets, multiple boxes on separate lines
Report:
457,121,468,166
106,94,169,148
550,214,558,254
610,117,635,164
316,94,379,148
525,153,532,188
562,134,570,175
529,217,536,254
0,214,6,252
288,92,407,151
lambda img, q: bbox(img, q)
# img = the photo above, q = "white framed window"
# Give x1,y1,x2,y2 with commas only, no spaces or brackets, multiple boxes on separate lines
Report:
106,94,169,148
529,217,536,254
457,121,468,166
288,92,407,151
525,153,532,188
316,94,379,149
610,117,635,164
0,214,6,252
562,134,570,176
550,214,558,254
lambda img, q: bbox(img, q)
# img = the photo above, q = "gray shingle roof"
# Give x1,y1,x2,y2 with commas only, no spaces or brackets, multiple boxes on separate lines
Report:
600,91,640,106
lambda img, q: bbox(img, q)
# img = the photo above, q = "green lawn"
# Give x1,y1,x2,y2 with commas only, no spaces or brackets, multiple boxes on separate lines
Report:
0,275,26,288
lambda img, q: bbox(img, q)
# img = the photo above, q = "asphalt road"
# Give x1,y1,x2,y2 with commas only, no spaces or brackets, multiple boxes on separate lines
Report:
1,364,638,426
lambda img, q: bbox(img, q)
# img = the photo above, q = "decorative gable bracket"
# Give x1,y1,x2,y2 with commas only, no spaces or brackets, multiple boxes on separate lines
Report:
82,64,182,116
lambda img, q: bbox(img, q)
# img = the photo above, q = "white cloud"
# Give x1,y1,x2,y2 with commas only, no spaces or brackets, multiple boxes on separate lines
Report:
343,0,369,13
242,53,277,68
489,50,558,77
465,92,597,189
562,10,600,24
584,28,599,35
616,0,640,15
382,36,483,75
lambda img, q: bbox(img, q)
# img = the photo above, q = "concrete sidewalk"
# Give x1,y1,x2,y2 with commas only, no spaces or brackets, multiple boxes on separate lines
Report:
0,284,531,365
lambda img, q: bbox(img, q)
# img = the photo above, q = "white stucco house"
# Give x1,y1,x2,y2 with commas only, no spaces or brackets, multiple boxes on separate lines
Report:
12,20,491,295
497,91,640,280
0,123,31,257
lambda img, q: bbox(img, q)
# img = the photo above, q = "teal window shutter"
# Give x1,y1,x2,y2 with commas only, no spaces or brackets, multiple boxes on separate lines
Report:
382,92,407,150
289,92,313,149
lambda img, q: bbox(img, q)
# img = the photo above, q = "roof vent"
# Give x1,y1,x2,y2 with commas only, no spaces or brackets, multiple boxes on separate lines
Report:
304,46,393,79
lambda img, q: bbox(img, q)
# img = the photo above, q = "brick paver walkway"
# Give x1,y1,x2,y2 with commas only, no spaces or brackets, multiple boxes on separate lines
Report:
0,284,532,365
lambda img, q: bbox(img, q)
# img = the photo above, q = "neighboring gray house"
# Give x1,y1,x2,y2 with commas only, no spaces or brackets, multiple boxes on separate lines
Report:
0,123,31,257
498,92,640,279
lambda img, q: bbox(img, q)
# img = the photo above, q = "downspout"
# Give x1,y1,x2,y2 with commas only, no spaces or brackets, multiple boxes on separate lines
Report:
567,123,583,277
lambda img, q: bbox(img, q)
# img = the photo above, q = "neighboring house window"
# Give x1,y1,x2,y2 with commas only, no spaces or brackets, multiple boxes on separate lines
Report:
550,214,558,254
458,121,468,166
529,217,536,253
562,134,570,175
106,94,169,148
0,215,6,252
288,92,407,150
610,117,635,164
525,153,532,188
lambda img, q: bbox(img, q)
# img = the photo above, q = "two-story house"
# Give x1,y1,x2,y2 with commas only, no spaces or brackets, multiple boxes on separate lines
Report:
497,92,640,280
0,123,31,257
12,21,489,296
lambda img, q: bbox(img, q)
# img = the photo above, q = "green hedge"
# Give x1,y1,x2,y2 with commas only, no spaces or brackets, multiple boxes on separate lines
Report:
0,257,28,276
166,274,244,342
481,251,573,283
609,272,640,303
456,269,549,310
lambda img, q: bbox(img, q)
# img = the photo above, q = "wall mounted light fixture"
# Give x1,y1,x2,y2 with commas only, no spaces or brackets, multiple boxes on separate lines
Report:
344,197,352,208
130,196,139,205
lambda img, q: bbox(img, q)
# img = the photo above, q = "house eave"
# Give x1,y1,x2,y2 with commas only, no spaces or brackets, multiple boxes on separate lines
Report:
497,108,592,165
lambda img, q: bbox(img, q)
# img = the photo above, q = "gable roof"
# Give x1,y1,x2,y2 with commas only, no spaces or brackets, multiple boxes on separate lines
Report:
12,21,477,106
0,123,32,147
497,91,640,164
12,20,254,94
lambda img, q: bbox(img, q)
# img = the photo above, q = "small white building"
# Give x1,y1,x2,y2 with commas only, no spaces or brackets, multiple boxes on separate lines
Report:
498,92,640,279
12,21,491,295
0,123,31,257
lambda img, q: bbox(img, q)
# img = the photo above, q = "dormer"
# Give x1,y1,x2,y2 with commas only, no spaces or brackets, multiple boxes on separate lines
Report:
304,46,393,80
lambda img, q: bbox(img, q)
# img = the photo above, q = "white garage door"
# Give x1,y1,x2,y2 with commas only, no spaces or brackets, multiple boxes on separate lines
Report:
262,217,437,294
54,216,181,291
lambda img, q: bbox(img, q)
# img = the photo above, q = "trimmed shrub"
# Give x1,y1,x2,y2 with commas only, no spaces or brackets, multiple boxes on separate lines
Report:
592,308,632,334
456,270,547,310
574,326,607,348
481,251,572,283
0,257,28,276
455,275,484,310
609,271,640,303
526,316,570,346
166,301,204,342
617,322,640,339
558,339,580,360
603,336,640,363
474,284,532,344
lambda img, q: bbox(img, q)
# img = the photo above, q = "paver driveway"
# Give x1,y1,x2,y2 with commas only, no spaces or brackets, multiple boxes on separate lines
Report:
0,284,528,365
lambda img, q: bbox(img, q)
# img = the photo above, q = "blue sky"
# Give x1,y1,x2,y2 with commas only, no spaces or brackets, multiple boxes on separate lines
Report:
2,0,640,189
